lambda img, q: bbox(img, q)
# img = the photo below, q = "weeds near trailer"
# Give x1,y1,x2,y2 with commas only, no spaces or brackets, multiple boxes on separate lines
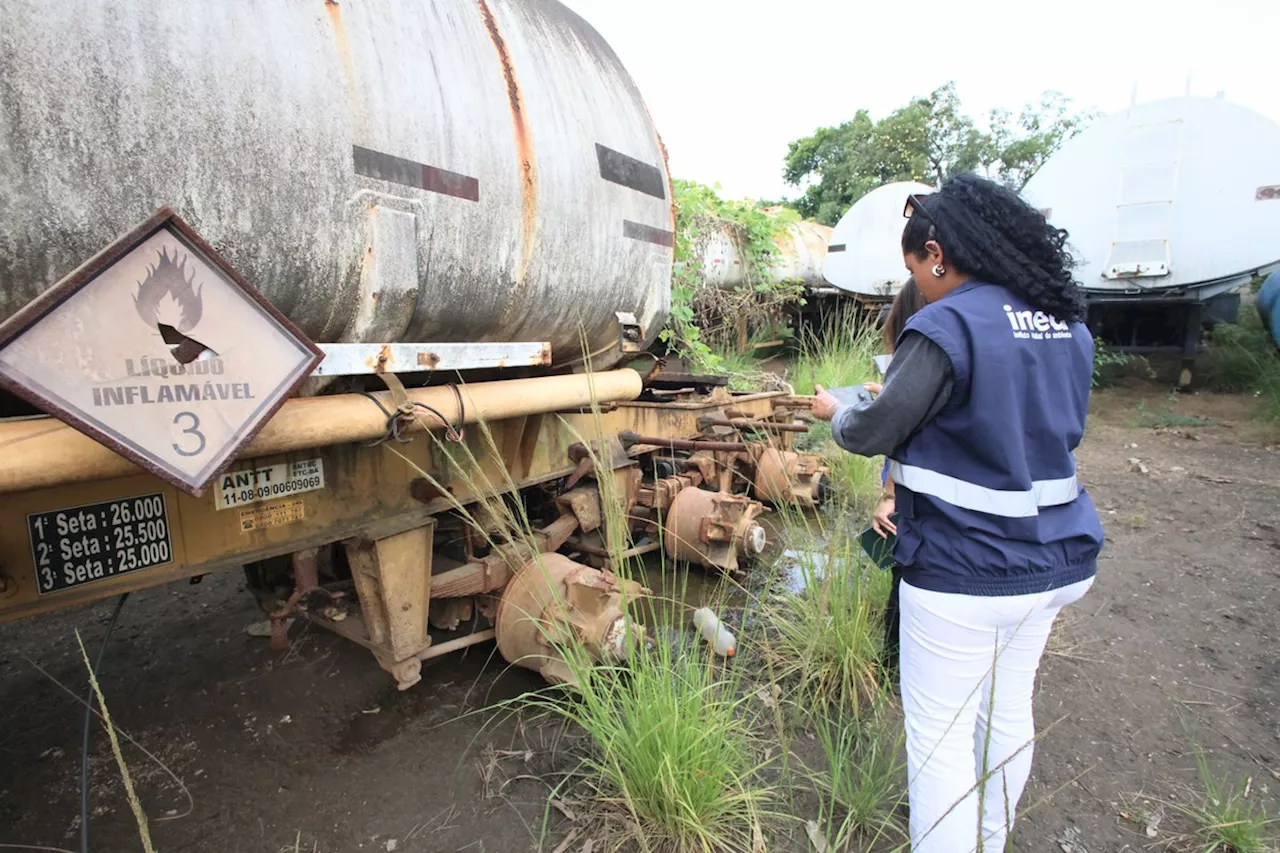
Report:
1092,341,1148,389
74,630,156,853
711,348,771,392
375,335,907,851
664,180,805,371
790,308,880,397
541,361,780,850
523,634,776,852
799,420,884,516
760,526,891,719
791,308,885,511
1203,306,1280,421
806,704,908,850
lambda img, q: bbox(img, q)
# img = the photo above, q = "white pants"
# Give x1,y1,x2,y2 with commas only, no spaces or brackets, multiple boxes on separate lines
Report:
899,577,1094,852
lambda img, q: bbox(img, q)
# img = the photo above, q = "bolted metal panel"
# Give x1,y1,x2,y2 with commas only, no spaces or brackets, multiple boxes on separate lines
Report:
0,0,672,368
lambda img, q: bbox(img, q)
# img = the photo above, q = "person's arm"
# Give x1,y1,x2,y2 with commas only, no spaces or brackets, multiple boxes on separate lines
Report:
825,331,953,457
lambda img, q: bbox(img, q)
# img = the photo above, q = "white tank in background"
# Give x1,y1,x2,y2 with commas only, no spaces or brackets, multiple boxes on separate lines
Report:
698,216,833,290
1022,96,1280,301
822,181,934,300
1022,96,1280,384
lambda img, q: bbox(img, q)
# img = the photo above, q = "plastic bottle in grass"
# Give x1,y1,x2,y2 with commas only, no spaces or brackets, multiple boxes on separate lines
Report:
692,608,736,657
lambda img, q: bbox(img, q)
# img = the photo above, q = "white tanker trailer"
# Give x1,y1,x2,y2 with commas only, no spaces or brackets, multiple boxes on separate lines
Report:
0,0,830,690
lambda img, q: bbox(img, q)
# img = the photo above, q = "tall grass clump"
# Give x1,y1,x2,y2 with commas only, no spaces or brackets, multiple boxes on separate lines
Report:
808,704,907,849
790,307,882,398
1166,723,1277,853
761,528,892,717
791,309,886,511
523,631,774,852
1202,306,1280,420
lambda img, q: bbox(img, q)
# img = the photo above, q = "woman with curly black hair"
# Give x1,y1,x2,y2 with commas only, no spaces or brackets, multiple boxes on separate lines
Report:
811,173,1104,852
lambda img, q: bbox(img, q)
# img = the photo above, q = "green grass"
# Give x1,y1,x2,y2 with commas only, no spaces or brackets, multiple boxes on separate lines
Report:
524,630,775,852
798,420,885,516
808,703,907,849
711,348,770,392
1202,306,1280,420
1171,738,1276,853
1092,341,1148,389
791,308,882,398
760,527,892,717
789,309,887,510
1131,399,1218,430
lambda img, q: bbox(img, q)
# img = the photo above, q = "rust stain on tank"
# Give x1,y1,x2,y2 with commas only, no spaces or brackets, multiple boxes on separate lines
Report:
417,351,440,369
324,0,366,130
476,0,538,293
367,344,394,373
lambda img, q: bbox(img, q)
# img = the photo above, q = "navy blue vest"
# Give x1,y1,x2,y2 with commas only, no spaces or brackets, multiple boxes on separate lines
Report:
889,280,1103,596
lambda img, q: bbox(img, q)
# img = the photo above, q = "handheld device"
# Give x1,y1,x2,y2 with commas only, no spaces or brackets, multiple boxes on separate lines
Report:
824,384,876,406
859,514,898,570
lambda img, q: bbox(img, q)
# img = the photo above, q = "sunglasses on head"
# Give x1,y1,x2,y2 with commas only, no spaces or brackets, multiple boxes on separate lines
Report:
903,193,936,225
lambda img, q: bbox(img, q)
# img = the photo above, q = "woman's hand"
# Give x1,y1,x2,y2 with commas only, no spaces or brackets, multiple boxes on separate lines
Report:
811,384,840,421
872,497,897,538
864,382,883,395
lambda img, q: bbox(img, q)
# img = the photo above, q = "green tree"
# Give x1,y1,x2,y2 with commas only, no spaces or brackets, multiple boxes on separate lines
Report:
782,83,1091,225
988,91,1097,190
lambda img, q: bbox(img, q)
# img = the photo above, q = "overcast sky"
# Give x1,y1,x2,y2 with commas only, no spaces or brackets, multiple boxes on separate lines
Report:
561,0,1280,202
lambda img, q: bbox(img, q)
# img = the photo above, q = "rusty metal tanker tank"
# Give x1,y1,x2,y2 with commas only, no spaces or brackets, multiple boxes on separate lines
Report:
0,0,673,368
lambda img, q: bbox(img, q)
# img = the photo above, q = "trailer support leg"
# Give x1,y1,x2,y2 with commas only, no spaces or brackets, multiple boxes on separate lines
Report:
1178,303,1205,388
344,521,435,690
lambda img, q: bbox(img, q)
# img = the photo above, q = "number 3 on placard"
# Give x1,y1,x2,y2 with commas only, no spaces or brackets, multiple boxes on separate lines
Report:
172,411,206,457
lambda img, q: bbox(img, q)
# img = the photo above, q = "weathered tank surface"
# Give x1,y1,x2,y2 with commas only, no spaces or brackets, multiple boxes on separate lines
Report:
700,218,833,289
0,0,673,367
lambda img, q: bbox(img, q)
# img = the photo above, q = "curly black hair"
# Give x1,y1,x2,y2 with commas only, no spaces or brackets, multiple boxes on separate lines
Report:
901,173,1087,323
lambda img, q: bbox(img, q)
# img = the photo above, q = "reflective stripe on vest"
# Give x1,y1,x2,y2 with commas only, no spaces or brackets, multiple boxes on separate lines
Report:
887,460,1080,519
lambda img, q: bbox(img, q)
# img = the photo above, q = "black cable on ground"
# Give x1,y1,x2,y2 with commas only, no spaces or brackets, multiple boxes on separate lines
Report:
81,592,130,853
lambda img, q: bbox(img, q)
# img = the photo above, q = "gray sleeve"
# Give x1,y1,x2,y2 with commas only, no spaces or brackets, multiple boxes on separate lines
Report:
830,331,954,457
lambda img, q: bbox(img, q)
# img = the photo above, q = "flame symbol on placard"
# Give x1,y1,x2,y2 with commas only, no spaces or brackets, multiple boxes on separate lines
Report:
134,248,204,333
133,248,216,363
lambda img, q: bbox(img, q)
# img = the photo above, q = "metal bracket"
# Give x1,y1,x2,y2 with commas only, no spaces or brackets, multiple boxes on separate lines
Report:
312,342,552,377
615,312,645,354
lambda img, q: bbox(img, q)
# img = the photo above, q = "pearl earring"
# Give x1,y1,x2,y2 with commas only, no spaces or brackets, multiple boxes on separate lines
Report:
932,263,946,278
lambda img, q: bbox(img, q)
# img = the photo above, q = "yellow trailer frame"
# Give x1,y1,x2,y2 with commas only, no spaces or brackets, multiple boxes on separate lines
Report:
0,370,820,689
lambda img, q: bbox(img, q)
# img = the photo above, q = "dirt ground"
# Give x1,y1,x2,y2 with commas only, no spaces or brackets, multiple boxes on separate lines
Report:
2,383,1279,853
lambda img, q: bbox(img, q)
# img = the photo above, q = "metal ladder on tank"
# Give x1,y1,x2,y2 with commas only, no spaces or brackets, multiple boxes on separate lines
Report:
1103,111,1204,385
1101,112,1185,286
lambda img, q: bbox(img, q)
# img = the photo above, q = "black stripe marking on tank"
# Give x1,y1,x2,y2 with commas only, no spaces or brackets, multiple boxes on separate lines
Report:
827,244,847,253
352,146,480,202
622,220,675,248
596,144,666,200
